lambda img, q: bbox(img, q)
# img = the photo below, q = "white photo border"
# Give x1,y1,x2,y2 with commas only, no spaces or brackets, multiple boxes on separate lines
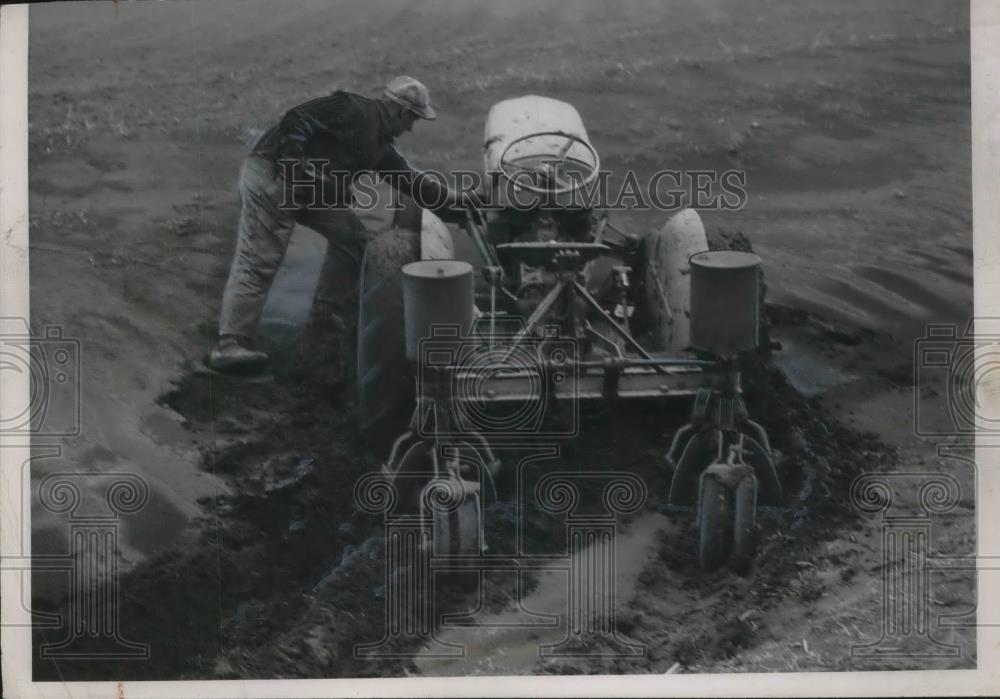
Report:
2,1,999,696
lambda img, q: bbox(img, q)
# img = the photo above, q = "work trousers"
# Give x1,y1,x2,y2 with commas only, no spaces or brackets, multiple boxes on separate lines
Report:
218,155,368,340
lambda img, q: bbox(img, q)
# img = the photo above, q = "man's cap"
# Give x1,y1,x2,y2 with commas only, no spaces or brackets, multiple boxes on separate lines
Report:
383,76,437,120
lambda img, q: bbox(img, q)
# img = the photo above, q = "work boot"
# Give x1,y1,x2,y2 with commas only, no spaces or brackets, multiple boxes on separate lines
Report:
208,336,269,373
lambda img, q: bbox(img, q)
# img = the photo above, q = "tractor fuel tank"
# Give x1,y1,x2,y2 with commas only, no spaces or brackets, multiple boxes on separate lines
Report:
689,250,761,357
402,260,475,363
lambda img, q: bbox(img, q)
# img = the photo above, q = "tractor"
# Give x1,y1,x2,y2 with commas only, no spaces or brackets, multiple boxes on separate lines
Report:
354,96,782,573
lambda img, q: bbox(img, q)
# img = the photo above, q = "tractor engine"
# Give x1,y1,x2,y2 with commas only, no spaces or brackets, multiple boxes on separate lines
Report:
495,208,596,330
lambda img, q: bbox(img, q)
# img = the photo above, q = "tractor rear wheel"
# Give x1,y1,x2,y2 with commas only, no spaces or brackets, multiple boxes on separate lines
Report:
635,209,709,351
698,476,731,571
356,228,420,442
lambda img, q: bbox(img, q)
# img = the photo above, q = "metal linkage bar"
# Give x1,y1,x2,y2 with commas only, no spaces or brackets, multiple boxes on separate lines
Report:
499,280,567,360
437,357,716,373
571,280,671,374
448,365,726,402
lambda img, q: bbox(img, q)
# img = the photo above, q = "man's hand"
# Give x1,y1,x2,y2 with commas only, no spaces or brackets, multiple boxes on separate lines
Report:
429,187,479,224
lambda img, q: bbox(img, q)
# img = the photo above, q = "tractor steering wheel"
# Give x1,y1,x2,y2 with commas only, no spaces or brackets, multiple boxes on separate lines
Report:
498,131,600,196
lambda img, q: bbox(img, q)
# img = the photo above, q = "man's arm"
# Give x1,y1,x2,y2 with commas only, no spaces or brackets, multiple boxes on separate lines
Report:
375,146,469,224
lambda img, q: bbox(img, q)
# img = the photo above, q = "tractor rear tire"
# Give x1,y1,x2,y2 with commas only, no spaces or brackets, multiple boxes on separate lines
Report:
698,476,731,571
356,228,420,443
730,476,758,575
636,209,710,351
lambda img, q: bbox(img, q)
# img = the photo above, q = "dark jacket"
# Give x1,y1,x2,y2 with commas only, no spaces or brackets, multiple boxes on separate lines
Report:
252,91,455,212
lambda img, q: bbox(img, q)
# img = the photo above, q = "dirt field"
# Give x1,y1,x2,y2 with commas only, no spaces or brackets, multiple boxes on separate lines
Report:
27,0,973,680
